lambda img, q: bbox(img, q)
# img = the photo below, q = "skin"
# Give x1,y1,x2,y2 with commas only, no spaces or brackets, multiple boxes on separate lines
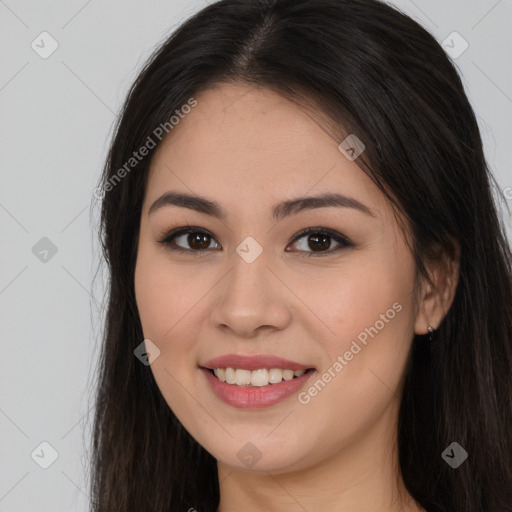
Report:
134,83,459,511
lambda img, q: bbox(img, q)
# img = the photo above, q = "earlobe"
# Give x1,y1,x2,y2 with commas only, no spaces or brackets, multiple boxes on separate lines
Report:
414,243,460,336
414,281,438,335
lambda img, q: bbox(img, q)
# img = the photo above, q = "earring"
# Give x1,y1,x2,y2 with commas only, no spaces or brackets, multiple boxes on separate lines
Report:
427,325,435,342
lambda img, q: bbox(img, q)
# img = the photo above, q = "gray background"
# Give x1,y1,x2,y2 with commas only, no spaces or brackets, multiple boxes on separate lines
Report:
1,1,511,510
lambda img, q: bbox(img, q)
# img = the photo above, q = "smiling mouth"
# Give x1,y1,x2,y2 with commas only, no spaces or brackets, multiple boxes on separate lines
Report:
206,367,316,387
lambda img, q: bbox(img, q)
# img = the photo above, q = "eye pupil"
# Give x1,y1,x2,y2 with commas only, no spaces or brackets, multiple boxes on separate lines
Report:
189,233,211,250
309,234,330,251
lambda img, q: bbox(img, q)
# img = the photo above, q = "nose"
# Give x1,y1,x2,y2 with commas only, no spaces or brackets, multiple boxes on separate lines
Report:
210,248,293,338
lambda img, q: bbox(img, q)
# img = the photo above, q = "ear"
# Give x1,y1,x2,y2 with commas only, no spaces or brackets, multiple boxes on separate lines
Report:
414,241,461,335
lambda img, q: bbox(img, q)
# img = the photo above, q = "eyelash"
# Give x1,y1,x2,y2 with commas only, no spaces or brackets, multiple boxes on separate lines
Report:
157,225,354,258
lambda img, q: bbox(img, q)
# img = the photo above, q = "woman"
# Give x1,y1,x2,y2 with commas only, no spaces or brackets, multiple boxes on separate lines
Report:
91,0,512,510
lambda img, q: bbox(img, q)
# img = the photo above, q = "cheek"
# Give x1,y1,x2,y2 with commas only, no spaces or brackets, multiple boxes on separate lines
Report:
134,253,205,421
135,265,171,341
134,247,191,342
134,248,213,395
289,278,416,465
303,250,416,359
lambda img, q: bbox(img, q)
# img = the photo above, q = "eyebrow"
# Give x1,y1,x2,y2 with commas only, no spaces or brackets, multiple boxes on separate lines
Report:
148,191,375,221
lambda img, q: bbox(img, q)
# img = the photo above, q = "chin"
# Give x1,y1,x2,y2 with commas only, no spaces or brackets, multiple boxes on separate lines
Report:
204,432,322,475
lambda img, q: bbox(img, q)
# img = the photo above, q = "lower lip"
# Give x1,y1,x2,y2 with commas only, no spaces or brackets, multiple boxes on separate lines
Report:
201,368,316,409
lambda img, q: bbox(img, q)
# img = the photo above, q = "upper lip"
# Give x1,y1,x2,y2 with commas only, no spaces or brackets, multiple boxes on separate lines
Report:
201,354,315,371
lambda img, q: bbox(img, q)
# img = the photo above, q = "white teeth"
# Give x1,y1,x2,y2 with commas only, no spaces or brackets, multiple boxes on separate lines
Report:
214,368,226,382
268,368,283,384
251,369,268,387
212,367,308,386
282,369,294,381
235,369,251,386
225,367,236,384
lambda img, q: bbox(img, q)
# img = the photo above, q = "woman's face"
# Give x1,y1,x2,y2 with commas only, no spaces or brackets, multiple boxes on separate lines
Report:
135,83,422,474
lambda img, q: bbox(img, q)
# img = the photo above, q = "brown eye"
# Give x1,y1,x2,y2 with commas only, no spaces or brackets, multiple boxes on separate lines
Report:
185,232,214,250
306,233,331,252
287,227,353,257
158,227,221,256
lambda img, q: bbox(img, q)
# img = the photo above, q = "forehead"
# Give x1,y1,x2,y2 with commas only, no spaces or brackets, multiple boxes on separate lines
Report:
145,83,385,218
